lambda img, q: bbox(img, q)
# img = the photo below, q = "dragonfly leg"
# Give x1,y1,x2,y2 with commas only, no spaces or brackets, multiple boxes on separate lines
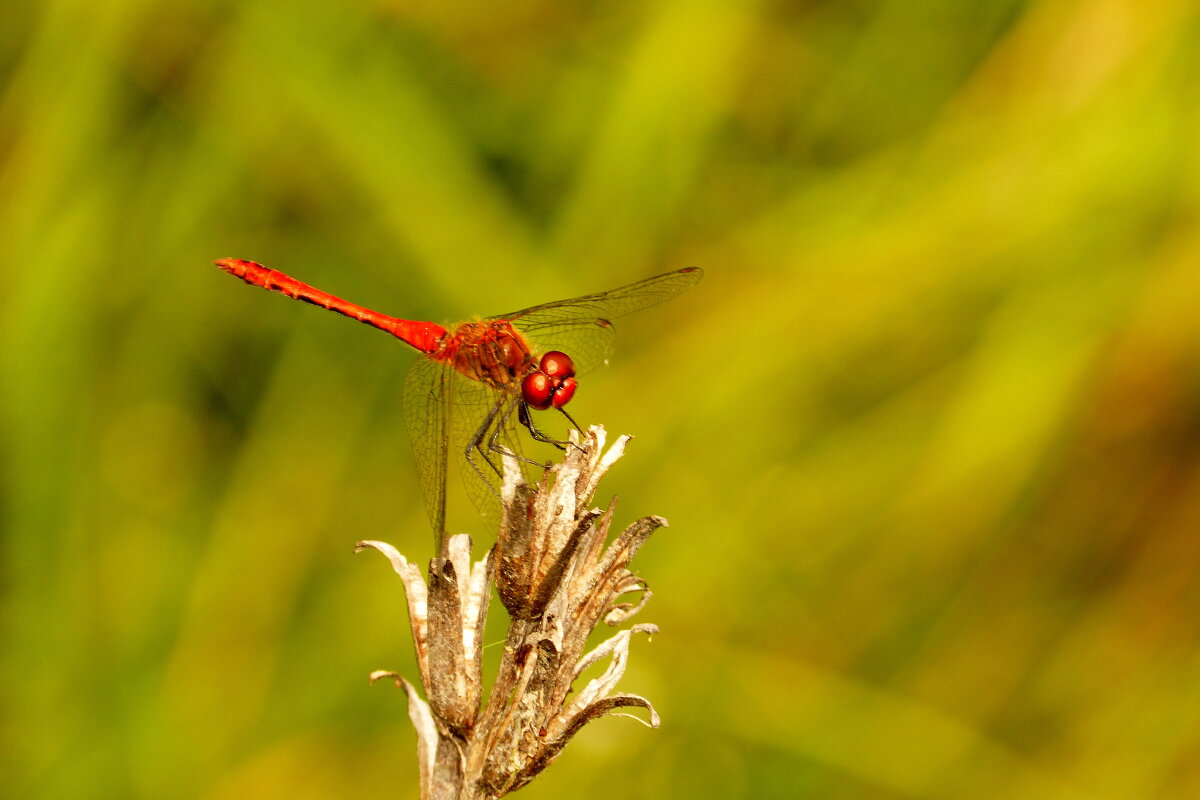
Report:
557,405,583,433
466,400,547,510
556,406,588,453
488,400,553,470
518,403,570,449
465,400,507,502
519,402,586,453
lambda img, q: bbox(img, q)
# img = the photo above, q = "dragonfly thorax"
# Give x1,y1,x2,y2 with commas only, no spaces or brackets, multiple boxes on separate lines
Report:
438,320,536,391
436,323,580,411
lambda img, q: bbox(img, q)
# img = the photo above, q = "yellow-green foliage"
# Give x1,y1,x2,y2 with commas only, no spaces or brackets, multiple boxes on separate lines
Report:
4,1,1199,798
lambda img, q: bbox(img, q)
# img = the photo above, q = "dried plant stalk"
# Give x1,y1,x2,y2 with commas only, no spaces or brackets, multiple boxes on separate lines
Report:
358,426,664,799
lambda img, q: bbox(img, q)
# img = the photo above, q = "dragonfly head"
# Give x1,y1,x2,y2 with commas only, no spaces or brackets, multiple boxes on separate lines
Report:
522,351,578,410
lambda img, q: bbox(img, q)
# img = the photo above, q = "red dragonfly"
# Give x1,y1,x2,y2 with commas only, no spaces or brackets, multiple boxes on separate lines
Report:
216,258,702,552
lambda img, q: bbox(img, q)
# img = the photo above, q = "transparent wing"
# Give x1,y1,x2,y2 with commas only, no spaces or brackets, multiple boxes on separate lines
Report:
403,357,452,550
519,319,616,380
487,267,703,373
446,383,542,534
406,357,547,543
492,267,704,327
404,268,702,545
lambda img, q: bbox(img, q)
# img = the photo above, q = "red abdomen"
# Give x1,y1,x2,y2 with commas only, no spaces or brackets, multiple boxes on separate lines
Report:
216,258,447,354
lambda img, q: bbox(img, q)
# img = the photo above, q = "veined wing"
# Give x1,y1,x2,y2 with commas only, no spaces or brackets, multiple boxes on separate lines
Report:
447,384,540,536
403,357,454,552
405,356,543,546
488,267,703,373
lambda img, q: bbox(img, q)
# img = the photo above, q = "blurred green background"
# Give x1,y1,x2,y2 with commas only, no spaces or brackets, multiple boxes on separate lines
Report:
5,1,1200,798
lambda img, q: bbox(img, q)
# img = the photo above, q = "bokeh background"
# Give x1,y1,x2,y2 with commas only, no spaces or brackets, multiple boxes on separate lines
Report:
5,1,1200,798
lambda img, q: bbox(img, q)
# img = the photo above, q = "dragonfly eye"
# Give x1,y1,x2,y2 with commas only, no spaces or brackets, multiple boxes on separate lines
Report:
551,377,578,409
539,350,575,379
522,372,554,410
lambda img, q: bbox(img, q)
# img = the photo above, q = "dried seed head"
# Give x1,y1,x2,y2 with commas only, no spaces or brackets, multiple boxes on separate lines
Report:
360,426,665,799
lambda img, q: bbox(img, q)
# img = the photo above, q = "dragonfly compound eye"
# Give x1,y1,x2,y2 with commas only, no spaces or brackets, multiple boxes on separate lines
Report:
551,376,578,409
522,371,555,410
539,350,575,379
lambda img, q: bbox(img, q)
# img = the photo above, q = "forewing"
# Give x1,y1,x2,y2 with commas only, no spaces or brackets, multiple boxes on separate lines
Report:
488,267,703,373
519,319,617,379
403,268,702,542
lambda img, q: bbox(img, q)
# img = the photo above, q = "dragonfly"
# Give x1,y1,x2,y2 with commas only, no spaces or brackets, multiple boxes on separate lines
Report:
216,258,703,553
